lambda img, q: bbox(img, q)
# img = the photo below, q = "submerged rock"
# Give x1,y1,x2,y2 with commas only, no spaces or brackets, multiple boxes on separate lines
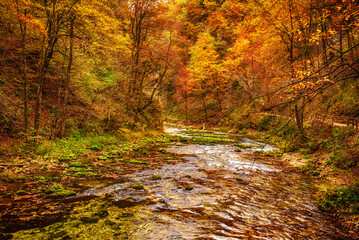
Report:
93,210,109,218
114,197,149,208
80,216,100,224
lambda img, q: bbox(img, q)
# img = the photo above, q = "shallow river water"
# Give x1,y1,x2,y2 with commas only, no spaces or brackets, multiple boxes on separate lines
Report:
12,128,349,239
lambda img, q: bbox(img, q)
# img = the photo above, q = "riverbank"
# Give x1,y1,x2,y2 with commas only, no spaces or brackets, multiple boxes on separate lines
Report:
281,151,359,239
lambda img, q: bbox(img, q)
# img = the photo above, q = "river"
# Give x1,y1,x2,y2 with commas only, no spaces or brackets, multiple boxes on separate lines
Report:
12,127,349,239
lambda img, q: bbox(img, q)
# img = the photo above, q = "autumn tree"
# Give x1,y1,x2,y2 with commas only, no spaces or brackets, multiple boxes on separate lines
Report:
189,31,227,121
0,0,45,136
126,0,175,127
174,66,194,123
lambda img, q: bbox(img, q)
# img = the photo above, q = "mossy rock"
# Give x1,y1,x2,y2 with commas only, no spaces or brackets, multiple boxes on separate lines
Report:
80,216,100,224
46,184,75,197
131,182,144,190
234,143,252,149
151,175,161,180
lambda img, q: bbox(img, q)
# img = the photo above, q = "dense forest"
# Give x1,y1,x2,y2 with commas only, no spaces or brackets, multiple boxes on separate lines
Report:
0,0,358,137
1,0,359,238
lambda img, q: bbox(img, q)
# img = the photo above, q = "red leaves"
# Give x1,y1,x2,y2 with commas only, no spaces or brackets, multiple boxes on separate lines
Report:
14,193,41,201
290,77,334,95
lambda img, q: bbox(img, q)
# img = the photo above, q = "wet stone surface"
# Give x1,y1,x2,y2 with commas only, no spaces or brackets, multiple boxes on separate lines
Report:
9,128,350,239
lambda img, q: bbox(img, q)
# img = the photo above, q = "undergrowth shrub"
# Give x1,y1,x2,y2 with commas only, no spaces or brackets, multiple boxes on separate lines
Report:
257,115,276,131
330,148,359,169
318,181,359,214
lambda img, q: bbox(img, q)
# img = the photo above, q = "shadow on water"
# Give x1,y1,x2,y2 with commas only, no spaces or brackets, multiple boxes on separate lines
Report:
10,128,350,239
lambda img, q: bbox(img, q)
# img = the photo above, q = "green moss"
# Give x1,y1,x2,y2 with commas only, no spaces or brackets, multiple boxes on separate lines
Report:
183,129,207,134
37,180,47,185
46,184,75,197
169,133,235,144
14,190,28,196
69,168,94,172
158,148,167,154
233,143,252,148
12,198,152,239
203,134,221,138
131,182,144,190
151,175,161,180
67,162,86,168
191,137,235,143
74,172,97,177
33,176,46,180
121,159,148,164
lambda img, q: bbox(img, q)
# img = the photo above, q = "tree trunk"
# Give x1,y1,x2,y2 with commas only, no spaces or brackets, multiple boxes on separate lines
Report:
185,92,188,125
339,25,344,65
202,98,208,121
19,9,29,137
216,88,222,112
59,14,75,137
321,21,327,65
34,0,59,137
294,100,304,135
34,50,46,136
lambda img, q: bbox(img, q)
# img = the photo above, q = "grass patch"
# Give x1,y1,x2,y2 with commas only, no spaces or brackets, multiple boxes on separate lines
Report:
33,132,171,162
299,163,315,171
